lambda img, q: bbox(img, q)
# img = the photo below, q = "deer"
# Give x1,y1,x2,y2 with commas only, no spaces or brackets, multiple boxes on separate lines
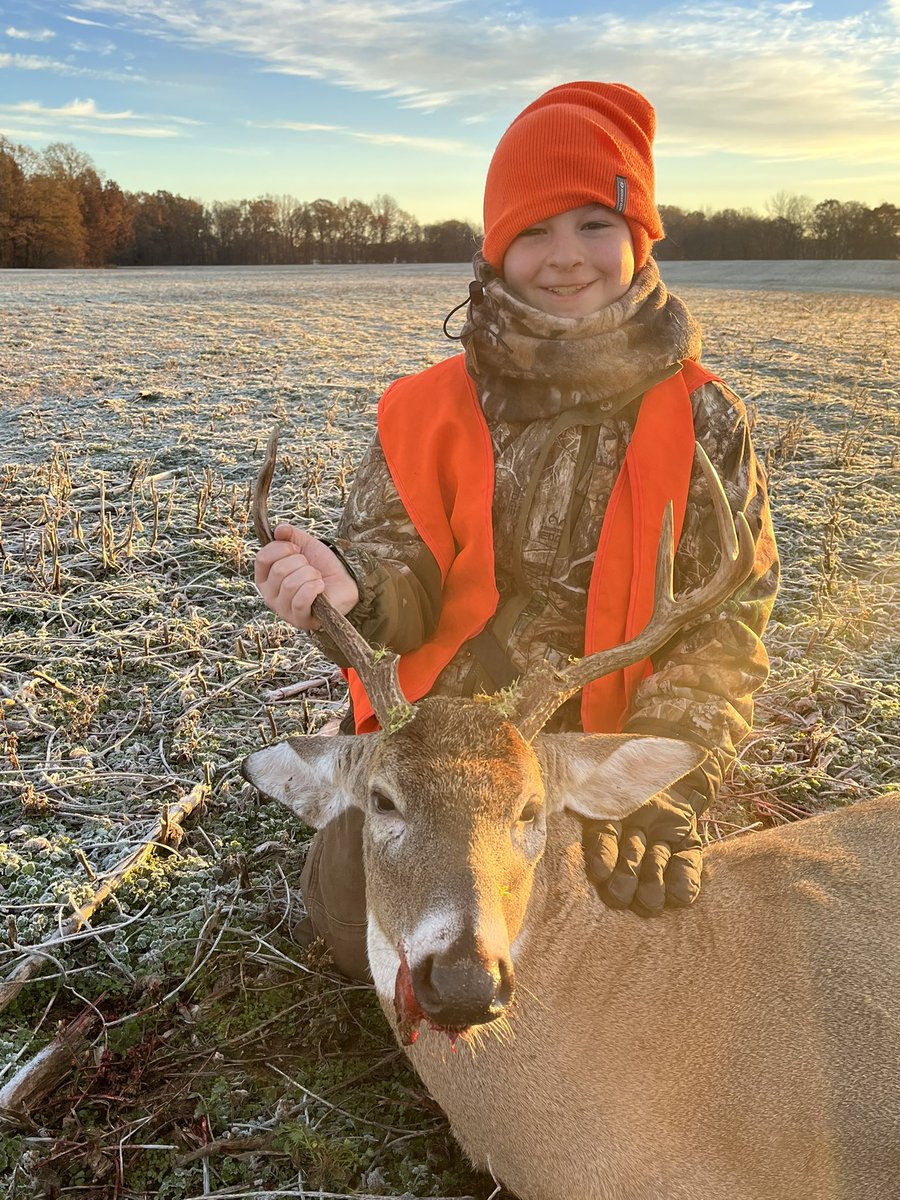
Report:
243,431,900,1200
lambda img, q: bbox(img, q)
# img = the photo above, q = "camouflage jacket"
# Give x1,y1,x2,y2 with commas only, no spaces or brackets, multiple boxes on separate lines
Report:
319,258,779,813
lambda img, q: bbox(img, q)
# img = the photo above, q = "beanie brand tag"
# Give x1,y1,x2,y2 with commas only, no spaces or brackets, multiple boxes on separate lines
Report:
614,176,628,213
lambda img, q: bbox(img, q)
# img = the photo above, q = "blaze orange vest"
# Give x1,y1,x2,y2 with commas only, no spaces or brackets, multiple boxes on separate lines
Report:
348,353,716,734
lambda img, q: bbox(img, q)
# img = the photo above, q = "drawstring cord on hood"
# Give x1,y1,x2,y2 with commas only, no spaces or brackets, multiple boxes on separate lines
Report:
442,280,485,340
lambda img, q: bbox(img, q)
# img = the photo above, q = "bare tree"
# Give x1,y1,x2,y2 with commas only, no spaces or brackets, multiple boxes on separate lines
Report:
765,190,813,234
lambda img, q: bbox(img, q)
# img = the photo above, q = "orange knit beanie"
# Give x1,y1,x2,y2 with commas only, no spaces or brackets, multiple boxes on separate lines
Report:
482,81,664,273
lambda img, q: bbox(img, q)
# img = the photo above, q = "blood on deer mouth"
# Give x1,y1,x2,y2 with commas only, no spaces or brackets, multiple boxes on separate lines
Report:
393,942,467,1049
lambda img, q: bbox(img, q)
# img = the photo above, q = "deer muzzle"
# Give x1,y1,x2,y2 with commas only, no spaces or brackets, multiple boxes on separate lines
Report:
411,943,515,1029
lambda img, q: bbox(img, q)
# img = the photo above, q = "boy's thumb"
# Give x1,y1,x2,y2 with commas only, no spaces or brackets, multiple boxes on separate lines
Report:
273,523,303,544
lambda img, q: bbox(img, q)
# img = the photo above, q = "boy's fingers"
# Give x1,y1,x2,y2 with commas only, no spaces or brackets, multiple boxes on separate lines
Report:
665,848,703,907
289,580,325,624
634,842,671,916
253,528,355,626
582,820,621,885
254,540,303,583
604,830,647,908
286,568,326,604
274,563,321,601
265,553,309,588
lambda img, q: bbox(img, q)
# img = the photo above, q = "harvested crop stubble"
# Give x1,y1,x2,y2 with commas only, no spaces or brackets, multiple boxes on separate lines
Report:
0,264,897,1198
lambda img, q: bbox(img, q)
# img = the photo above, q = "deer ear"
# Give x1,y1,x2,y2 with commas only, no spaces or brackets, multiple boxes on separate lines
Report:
241,735,375,828
535,734,706,822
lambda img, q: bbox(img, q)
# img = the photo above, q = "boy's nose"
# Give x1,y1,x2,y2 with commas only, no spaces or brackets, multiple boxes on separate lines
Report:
546,234,584,270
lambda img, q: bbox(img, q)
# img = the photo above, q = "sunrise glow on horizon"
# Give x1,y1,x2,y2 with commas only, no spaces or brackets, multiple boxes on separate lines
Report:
2,0,898,225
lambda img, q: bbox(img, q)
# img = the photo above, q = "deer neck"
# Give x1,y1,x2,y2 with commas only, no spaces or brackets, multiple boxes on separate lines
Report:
389,813,678,1198
512,811,643,980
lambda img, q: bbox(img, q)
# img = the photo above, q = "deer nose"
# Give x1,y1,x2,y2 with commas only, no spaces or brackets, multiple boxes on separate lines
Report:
411,949,515,1028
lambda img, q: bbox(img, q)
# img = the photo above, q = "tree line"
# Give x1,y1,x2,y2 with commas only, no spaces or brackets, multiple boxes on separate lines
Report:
657,193,898,262
1,138,896,268
0,139,481,268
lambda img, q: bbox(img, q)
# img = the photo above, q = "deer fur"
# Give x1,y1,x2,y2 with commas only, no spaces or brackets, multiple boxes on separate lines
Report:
243,698,900,1200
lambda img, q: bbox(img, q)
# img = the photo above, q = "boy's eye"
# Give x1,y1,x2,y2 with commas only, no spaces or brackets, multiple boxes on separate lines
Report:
582,221,610,231
517,226,546,238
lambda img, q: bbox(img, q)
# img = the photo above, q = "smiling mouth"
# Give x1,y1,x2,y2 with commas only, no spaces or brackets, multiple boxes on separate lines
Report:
543,283,594,296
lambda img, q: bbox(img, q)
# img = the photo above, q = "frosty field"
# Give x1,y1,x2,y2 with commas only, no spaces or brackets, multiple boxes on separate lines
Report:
0,262,898,1199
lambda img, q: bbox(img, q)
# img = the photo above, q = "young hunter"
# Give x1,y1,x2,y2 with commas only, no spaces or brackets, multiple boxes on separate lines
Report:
254,80,780,981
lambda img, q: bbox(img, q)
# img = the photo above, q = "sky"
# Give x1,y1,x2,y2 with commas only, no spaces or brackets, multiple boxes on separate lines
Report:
1,0,898,226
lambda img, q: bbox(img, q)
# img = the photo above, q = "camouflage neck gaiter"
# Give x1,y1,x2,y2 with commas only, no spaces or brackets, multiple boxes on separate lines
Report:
460,253,702,423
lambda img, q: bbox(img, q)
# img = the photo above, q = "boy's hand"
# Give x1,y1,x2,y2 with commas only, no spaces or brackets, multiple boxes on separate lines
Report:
254,524,359,630
581,792,703,916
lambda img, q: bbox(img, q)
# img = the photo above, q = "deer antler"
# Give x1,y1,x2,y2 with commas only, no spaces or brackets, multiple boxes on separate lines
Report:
253,427,416,733
513,444,756,741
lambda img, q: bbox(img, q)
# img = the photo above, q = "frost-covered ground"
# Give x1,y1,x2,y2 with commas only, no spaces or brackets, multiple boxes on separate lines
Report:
658,258,899,296
0,263,898,1198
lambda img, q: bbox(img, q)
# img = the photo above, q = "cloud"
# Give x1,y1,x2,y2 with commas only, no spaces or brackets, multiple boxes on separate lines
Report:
63,15,114,27
349,130,481,156
253,119,480,156
5,26,55,41
70,38,118,56
70,0,900,165
13,98,131,120
256,120,345,133
0,50,142,82
0,98,188,138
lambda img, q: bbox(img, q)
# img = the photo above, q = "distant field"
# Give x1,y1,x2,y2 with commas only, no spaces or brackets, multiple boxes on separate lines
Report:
1,265,898,1198
658,258,899,296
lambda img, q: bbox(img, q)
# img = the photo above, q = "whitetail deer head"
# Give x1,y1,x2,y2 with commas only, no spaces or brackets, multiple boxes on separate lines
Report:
244,701,705,1032
245,429,754,1034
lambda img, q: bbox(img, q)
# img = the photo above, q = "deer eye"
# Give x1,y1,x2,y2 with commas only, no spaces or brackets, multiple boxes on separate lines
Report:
518,800,540,825
370,789,397,815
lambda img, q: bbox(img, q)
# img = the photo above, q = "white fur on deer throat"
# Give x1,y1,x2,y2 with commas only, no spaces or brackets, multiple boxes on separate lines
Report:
367,914,400,1003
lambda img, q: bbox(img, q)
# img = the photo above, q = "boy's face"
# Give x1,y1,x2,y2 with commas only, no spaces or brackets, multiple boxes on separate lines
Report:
501,204,635,318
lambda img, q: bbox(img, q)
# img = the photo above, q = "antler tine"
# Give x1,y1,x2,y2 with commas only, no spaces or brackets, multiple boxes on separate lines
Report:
653,496,677,611
252,426,281,546
515,444,756,741
253,427,416,733
308,598,415,733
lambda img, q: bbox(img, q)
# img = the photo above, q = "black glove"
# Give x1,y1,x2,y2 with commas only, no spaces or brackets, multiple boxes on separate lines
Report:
582,790,703,917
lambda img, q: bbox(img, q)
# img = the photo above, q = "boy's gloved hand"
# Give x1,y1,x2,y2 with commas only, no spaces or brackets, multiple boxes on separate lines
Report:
582,791,703,916
255,523,359,630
